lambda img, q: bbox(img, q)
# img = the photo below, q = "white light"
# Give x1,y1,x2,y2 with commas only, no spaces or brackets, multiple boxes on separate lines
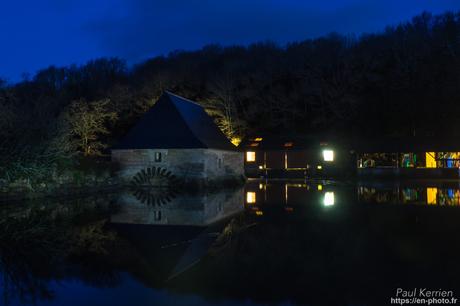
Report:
323,150,334,162
246,151,256,162
324,192,335,206
246,192,256,204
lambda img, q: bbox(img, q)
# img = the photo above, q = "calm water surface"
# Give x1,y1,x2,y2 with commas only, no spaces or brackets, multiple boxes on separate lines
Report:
1,179,460,306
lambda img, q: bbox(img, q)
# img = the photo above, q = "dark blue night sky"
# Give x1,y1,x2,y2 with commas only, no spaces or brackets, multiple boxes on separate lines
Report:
1,0,460,82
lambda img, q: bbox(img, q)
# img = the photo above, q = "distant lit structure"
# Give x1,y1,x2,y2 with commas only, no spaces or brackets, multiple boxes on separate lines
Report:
355,137,460,179
241,135,353,178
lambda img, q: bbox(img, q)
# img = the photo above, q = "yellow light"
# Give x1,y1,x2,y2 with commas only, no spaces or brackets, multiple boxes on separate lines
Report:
324,192,335,206
259,183,264,190
254,137,263,142
255,211,263,216
246,151,256,162
230,137,241,146
426,152,436,168
317,165,322,170
323,150,334,162
317,184,323,191
246,191,256,204
427,187,437,205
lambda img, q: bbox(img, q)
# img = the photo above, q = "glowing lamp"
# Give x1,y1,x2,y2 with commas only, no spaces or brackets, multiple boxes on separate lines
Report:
324,192,335,206
323,150,334,162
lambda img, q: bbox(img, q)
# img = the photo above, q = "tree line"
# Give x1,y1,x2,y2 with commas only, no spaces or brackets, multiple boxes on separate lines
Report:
1,11,460,181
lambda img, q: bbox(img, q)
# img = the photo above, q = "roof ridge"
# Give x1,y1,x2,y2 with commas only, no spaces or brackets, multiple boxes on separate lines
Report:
163,92,209,148
165,91,203,107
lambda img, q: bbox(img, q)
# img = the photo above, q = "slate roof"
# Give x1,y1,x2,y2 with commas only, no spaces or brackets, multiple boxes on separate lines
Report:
113,92,236,151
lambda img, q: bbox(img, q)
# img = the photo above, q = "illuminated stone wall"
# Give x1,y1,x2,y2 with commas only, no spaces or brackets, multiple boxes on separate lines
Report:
111,148,244,182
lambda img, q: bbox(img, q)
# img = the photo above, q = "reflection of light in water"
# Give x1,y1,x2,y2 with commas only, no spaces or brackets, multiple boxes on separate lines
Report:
246,192,256,204
255,210,263,216
259,183,264,190
324,192,335,206
285,184,288,204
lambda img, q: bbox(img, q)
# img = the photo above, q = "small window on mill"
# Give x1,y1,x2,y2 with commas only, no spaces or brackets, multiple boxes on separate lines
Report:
154,152,162,162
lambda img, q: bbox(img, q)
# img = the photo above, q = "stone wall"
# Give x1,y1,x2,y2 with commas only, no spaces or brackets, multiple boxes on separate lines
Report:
111,148,244,183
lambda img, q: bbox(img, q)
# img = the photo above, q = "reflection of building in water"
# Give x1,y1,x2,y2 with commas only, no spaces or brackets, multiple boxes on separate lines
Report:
244,181,337,215
358,186,460,206
111,188,244,226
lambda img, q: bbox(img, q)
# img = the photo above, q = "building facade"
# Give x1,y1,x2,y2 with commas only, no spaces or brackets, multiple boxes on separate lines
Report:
241,135,354,178
112,92,243,184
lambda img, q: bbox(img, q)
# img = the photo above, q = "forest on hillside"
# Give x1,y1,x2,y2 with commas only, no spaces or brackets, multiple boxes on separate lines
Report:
1,11,460,181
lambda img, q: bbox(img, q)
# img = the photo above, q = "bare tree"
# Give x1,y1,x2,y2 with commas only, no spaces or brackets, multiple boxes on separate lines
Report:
65,99,118,156
203,74,246,145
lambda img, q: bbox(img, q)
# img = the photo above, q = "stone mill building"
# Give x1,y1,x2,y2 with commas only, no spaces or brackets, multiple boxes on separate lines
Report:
111,92,243,184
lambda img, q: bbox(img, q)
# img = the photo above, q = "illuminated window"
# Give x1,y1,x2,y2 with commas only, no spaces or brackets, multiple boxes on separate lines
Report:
154,152,162,162
426,152,436,168
246,151,256,162
246,192,256,204
324,192,335,206
427,188,437,205
323,150,334,162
